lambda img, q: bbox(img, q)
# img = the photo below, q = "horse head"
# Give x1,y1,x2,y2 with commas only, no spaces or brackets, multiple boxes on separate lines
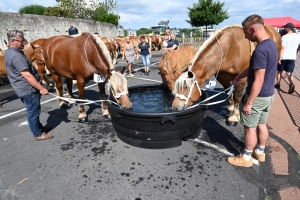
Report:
108,67,132,110
172,70,202,110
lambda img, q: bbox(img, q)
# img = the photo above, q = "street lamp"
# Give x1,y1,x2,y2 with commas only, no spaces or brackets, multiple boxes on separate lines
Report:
116,0,119,35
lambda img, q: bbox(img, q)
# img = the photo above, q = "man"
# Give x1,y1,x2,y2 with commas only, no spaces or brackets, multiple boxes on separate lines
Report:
68,25,78,36
275,22,300,94
165,28,171,40
227,15,278,167
4,30,53,141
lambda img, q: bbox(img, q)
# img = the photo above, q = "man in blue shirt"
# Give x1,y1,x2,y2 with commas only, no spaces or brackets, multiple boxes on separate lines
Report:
227,15,277,167
68,25,78,35
4,30,53,141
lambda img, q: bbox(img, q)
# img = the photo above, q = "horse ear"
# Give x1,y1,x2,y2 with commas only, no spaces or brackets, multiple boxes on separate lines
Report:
188,71,194,78
120,66,125,74
4,40,7,46
31,43,40,49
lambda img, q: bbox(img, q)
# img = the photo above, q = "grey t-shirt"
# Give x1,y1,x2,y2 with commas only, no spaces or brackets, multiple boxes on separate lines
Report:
4,47,41,97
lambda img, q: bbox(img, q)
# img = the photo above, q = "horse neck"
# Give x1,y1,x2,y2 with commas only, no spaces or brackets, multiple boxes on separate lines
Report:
86,36,110,76
192,37,225,84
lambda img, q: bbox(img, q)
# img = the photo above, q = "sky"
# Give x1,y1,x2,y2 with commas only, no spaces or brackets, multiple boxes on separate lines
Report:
0,0,300,30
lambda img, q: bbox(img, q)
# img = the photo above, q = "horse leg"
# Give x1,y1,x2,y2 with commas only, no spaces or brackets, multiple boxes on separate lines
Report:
227,94,234,115
52,73,67,108
98,82,109,116
227,79,246,126
66,78,76,104
77,78,87,122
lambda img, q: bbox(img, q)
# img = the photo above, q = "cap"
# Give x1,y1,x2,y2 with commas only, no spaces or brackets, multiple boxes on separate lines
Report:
283,22,294,29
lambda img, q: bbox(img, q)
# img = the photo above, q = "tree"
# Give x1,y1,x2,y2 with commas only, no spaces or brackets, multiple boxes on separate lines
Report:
18,4,47,15
44,6,75,18
187,0,229,35
58,0,93,20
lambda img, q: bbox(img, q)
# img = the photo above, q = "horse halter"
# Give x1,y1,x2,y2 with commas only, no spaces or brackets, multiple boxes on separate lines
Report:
175,71,202,109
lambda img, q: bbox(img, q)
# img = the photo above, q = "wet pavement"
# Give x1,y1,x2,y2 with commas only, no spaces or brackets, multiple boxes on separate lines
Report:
0,51,299,200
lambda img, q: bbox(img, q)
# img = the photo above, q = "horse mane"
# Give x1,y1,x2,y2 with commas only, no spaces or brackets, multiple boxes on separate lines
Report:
172,71,193,95
189,24,243,70
108,71,128,93
89,33,114,70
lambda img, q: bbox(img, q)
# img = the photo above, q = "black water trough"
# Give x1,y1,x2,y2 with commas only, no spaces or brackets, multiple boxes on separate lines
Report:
107,84,209,149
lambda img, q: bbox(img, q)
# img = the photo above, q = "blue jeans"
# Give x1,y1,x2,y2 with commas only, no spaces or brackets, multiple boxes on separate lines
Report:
20,92,43,137
140,54,150,66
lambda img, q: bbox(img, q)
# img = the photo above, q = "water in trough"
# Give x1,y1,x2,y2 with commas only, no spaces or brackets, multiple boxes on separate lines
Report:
129,86,203,113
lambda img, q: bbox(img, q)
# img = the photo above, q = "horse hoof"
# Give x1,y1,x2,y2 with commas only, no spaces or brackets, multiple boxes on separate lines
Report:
79,117,87,123
226,121,238,127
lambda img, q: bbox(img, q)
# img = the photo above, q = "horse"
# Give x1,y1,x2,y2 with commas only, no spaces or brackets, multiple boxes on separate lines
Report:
0,43,51,87
105,41,118,65
114,37,126,60
149,35,162,51
39,33,132,122
172,25,282,126
158,46,196,90
101,37,111,44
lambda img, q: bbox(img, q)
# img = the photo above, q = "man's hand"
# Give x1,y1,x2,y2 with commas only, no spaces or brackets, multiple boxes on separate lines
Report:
40,87,49,95
242,102,252,115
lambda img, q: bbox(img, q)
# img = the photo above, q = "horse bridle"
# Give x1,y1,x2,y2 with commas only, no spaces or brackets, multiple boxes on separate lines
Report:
175,71,202,109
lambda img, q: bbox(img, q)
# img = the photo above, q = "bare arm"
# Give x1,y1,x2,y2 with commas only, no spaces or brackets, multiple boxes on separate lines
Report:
165,44,177,50
148,47,152,57
242,69,265,115
21,70,48,95
232,67,249,86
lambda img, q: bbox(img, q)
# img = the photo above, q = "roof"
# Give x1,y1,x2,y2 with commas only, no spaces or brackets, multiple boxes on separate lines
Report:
264,16,300,28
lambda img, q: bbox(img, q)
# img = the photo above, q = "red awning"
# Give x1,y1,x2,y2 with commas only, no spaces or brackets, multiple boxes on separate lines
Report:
264,16,300,28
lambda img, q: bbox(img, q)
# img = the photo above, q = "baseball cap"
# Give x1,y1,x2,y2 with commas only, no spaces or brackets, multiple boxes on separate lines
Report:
283,22,294,29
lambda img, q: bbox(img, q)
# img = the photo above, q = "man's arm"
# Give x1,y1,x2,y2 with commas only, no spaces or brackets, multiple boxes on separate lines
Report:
232,67,249,85
20,70,48,95
242,69,265,115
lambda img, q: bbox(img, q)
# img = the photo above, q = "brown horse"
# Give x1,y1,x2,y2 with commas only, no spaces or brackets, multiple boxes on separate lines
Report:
105,41,118,65
149,35,162,51
0,43,49,86
172,25,281,126
39,33,132,122
158,46,196,90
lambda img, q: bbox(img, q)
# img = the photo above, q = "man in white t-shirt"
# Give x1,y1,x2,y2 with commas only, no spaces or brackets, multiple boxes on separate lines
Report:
275,22,300,94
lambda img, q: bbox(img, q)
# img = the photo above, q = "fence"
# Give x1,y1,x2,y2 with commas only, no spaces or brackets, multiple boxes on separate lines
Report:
294,51,300,81
177,37,210,49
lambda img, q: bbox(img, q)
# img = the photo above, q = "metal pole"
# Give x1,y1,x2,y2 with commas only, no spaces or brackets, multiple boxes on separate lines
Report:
116,0,119,35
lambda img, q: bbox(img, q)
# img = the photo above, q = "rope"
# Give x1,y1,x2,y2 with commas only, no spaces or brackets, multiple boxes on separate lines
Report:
214,35,223,81
49,93,120,107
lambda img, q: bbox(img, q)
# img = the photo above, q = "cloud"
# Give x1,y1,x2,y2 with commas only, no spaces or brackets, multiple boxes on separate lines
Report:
0,0,299,29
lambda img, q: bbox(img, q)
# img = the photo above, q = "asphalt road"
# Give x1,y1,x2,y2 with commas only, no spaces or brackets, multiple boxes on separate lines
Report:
0,51,275,200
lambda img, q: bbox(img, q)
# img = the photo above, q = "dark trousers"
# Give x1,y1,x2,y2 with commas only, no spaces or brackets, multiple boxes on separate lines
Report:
20,92,43,137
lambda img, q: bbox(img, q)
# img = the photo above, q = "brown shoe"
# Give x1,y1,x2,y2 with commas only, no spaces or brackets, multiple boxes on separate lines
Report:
35,132,54,141
252,150,265,162
227,154,253,167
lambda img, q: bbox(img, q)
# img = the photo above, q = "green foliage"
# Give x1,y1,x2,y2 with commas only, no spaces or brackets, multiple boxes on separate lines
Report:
58,0,94,20
297,155,300,162
44,6,75,18
98,13,118,25
264,196,272,200
137,28,152,36
187,0,229,28
18,4,46,15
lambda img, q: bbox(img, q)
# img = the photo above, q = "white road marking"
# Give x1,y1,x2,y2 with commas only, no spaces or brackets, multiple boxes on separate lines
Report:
124,61,159,75
191,138,260,166
19,121,28,127
0,83,98,120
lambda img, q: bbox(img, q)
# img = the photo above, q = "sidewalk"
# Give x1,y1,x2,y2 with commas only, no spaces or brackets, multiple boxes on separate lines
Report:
267,76,300,200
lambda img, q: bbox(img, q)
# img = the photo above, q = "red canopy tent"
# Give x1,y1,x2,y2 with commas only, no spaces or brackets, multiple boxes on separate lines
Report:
264,16,300,28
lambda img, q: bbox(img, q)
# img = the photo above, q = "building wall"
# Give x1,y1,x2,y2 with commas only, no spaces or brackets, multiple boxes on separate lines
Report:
0,12,124,49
